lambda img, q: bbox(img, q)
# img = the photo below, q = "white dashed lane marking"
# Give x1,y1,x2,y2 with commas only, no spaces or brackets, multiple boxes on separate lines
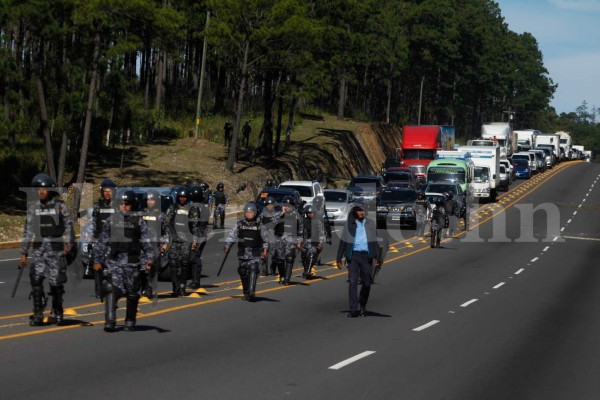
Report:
413,320,440,332
493,282,505,289
461,299,478,308
515,268,525,275
328,351,376,370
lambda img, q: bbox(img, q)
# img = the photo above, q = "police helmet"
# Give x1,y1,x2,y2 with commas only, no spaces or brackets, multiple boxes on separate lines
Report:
216,182,224,191
304,205,315,214
243,202,258,219
190,186,204,202
200,182,209,190
146,190,160,201
436,198,445,207
31,173,56,188
264,196,276,205
100,178,117,190
443,192,450,199
281,195,296,207
446,192,453,200
417,191,425,199
175,187,190,199
118,190,139,210
265,179,275,188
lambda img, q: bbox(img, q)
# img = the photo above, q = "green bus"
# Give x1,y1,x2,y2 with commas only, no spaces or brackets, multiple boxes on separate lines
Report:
426,155,473,192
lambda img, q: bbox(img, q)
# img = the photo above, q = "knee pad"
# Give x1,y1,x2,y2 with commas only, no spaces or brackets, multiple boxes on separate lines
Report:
248,261,259,273
30,274,44,287
50,285,65,296
101,279,114,296
131,270,141,292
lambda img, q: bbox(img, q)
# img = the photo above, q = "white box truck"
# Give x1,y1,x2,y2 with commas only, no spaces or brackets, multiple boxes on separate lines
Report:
535,133,561,162
481,122,515,157
460,145,501,201
557,131,573,160
514,129,541,152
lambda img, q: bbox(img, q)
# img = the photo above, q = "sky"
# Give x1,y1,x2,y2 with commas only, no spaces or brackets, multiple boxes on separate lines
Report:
496,0,600,114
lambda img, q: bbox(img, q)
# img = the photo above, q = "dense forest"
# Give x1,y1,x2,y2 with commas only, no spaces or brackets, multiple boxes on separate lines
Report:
1,0,598,209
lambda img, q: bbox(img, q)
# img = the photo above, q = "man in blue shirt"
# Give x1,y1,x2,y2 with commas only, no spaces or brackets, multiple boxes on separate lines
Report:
336,205,380,317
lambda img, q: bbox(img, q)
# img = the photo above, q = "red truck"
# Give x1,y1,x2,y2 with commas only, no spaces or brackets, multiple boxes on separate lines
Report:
400,125,455,167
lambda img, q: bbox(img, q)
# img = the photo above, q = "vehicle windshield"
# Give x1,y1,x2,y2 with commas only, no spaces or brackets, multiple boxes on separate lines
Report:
473,167,490,183
324,191,347,203
427,167,465,184
470,140,494,146
424,183,458,195
410,165,427,174
513,159,528,167
402,149,435,160
278,185,313,197
380,190,417,202
383,172,411,183
350,178,380,186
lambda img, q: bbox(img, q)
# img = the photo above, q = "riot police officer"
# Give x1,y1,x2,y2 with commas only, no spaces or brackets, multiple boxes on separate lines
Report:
20,173,74,326
430,198,447,248
188,186,209,289
224,203,269,302
443,192,459,238
140,190,169,298
165,187,201,297
89,178,117,298
301,205,325,279
258,196,279,276
271,196,304,285
210,182,228,229
265,178,275,189
311,196,332,266
200,182,211,207
414,191,431,237
93,190,154,332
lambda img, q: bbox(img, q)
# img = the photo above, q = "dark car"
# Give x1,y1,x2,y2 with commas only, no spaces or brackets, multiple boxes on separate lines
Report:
421,180,465,209
376,188,418,229
347,175,386,205
255,188,303,213
382,171,417,189
512,158,532,179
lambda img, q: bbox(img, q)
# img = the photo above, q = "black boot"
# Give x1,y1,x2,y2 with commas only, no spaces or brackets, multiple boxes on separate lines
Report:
276,261,286,284
50,285,65,326
283,261,293,285
170,270,179,297
29,284,46,327
124,296,139,332
104,291,117,332
247,268,258,302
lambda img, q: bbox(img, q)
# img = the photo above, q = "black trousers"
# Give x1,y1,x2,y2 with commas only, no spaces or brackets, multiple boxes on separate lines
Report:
347,252,373,313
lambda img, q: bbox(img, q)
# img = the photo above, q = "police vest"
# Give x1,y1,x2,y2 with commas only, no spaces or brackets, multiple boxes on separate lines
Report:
142,210,162,243
167,205,194,242
275,213,298,237
213,191,227,205
415,200,429,215
94,201,115,238
238,220,262,250
35,203,65,238
109,215,142,262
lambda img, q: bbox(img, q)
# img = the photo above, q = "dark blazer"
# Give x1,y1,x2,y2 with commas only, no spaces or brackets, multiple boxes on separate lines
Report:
336,217,380,262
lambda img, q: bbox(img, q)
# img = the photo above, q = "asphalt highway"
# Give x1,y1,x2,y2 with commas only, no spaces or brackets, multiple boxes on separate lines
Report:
1,160,599,400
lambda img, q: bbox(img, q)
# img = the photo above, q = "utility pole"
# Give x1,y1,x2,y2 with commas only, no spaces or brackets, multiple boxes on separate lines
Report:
195,11,210,139
417,76,424,125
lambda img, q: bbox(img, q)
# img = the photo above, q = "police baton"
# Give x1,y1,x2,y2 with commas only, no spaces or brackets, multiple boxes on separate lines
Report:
11,264,25,298
217,249,231,277
151,253,160,305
